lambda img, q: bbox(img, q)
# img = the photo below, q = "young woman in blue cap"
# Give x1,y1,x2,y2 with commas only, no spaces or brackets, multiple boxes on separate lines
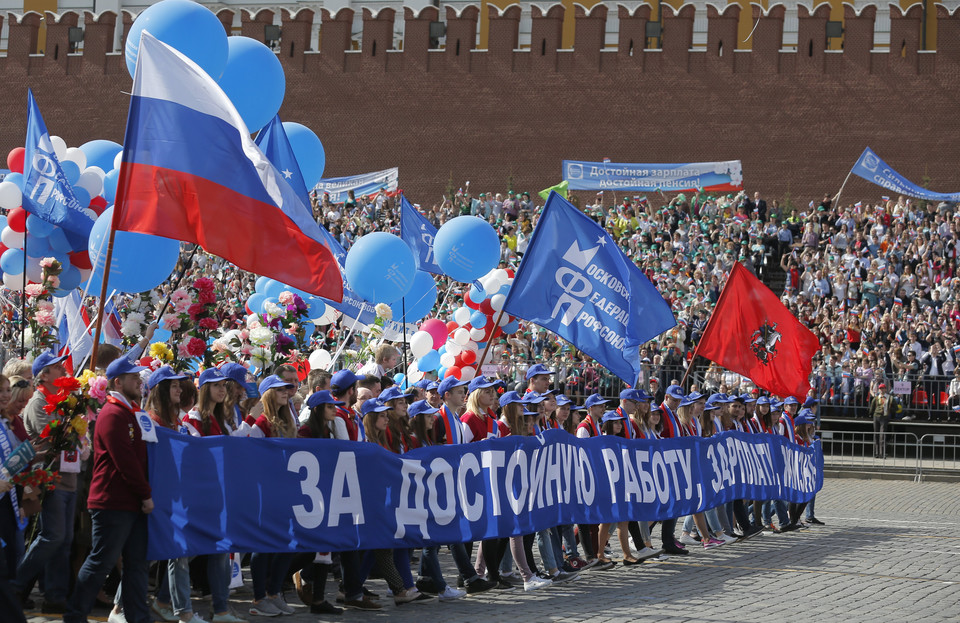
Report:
379,386,415,453
676,394,725,549
595,411,628,568
252,375,297,440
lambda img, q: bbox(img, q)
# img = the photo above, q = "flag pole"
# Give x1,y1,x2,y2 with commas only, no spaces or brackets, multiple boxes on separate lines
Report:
20,222,27,358
833,168,853,207
88,225,118,372
476,307,506,373
678,263,742,390
398,192,409,381
154,244,200,320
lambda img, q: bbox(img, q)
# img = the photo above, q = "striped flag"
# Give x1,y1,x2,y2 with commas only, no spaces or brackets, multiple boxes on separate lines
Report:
881,195,890,201
894,297,903,307
54,291,94,372
860,345,870,356
102,298,124,346
854,201,862,210
952,344,960,357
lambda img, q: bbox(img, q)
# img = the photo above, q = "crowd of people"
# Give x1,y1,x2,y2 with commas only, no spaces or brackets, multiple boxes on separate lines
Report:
0,182,954,622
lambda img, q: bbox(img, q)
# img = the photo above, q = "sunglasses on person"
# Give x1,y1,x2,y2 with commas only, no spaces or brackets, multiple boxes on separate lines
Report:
12,380,29,389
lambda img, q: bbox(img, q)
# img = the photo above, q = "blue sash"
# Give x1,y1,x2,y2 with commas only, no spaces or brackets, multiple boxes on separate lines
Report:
0,420,22,530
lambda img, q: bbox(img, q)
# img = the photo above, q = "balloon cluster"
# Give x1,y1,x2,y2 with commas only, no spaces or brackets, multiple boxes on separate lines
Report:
406,268,520,383
245,276,338,332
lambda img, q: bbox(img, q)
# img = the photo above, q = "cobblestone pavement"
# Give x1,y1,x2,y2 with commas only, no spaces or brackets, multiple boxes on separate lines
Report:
27,478,960,623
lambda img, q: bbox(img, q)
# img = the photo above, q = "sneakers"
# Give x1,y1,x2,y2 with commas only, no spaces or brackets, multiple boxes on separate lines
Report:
702,537,725,549
679,533,700,546
292,570,312,606
551,570,579,584
594,559,617,570
500,573,525,588
636,546,663,561
464,577,496,594
720,533,739,545
341,597,381,610
249,599,282,617
523,576,552,591
181,615,209,623
415,578,439,596
739,525,763,541
395,588,435,605
438,586,467,602
663,544,689,555
494,579,516,590
269,596,294,615
108,611,128,623
211,611,249,623
309,601,343,615
566,556,589,571
151,599,179,622
763,524,782,534
779,522,800,533
807,517,825,525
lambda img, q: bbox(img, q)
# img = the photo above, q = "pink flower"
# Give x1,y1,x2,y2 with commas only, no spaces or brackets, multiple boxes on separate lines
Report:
198,317,218,331
197,289,216,305
39,257,56,269
88,376,108,403
24,284,46,298
37,300,54,313
47,275,60,289
161,314,181,331
187,303,206,320
278,291,294,305
194,277,215,292
240,344,253,356
35,310,56,327
186,337,206,358
170,289,192,313
239,329,250,341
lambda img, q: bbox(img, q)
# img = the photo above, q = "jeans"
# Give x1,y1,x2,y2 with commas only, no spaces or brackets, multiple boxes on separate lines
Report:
762,500,790,526
207,553,231,613
558,524,578,558
64,510,149,623
250,552,295,601
448,542,479,583
805,496,817,520
535,529,557,571
339,551,364,602
873,416,890,457
0,497,26,623
14,488,76,602
419,547,448,592
156,558,192,616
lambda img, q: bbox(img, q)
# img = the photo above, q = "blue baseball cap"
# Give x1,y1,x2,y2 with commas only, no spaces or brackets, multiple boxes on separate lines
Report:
619,388,642,402
330,369,363,391
756,396,770,406
306,390,344,409
582,393,611,409
703,400,720,411
258,374,293,394
770,400,783,411
522,408,540,416
525,363,554,379
794,411,812,426
198,368,229,388
425,380,440,392
556,394,574,406
783,396,800,405
415,379,432,390
438,376,469,396
220,362,258,397
360,398,390,415
666,385,685,400
802,397,819,408
32,351,67,377
468,375,501,394
499,390,524,407
600,410,626,424
522,391,547,405
679,391,704,407
147,365,186,391
379,386,406,403
740,393,756,403
633,389,653,402
106,356,148,381
408,400,440,418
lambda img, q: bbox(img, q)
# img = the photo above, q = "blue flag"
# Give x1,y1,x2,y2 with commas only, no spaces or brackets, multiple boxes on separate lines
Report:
400,196,443,274
503,192,676,384
22,89,94,238
851,147,960,202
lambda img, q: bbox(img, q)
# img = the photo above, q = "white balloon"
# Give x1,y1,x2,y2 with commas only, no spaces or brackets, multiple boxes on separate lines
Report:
453,307,471,326
82,207,98,219
64,147,87,170
480,274,499,293
2,272,25,290
453,328,471,346
445,341,462,357
1,227,24,250
84,166,106,181
459,366,477,381
308,349,332,370
50,136,67,161
492,268,509,285
315,306,339,326
25,259,42,283
440,352,456,368
498,312,511,327
463,340,479,353
407,368,424,383
0,181,22,211
114,151,123,170
77,171,103,197
78,267,92,282
410,331,433,359
490,293,506,312
469,327,486,341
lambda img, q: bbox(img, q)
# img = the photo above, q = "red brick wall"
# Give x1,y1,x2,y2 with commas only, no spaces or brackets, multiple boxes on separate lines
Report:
2,4,960,208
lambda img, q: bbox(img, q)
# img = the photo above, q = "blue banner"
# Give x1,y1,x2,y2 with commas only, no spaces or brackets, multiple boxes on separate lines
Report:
313,168,399,203
503,192,676,384
850,147,960,202
146,428,822,560
562,159,743,192
22,89,94,238
400,196,443,275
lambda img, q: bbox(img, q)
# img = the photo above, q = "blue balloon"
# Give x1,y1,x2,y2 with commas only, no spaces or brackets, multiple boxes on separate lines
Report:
503,320,520,334
438,366,448,378
79,140,122,173
125,0,229,80
418,350,440,372
47,228,71,254
246,292,266,314
262,279,287,301
24,235,52,258
61,160,81,186
255,276,270,293
282,122,325,188
85,207,181,294
25,214,54,238
390,271,437,325
393,373,405,384
434,216,500,283
73,187,91,210
151,328,172,345
0,216,6,230
3,172,23,190
438,346,446,356
0,248,24,274
304,296,326,320
300,322,315,341
470,310,487,328
218,37,285,133
468,284,486,302
344,232,416,304
102,169,119,203
58,265,81,291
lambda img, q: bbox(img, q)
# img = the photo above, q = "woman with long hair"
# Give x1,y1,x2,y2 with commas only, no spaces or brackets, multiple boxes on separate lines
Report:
0,375,31,443
378,386,416,453
676,394,725,549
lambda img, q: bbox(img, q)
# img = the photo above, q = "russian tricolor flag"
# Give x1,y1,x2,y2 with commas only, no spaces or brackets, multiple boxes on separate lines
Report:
113,32,343,301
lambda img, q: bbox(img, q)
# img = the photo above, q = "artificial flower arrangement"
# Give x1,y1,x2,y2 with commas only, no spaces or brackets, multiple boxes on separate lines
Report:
339,303,392,371
222,290,314,374
160,277,220,372
22,257,64,357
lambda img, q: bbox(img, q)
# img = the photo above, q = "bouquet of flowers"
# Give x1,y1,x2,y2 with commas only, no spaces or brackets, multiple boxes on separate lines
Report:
216,290,314,374
161,277,220,372
23,257,64,357
339,303,392,371
39,376,91,453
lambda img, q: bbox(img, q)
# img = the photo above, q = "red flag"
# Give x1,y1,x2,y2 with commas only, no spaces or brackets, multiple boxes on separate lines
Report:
696,263,820,399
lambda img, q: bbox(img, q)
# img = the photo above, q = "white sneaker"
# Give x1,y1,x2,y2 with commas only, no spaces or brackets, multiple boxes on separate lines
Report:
211,612,249,623
248,599,282,617
721,533,738,545
181,615,208,623
679,533,699,546
523,576,552,591
438,586,467,602
636,546,662,561
151,599,178,623
267,596,294,615
108,612,128,623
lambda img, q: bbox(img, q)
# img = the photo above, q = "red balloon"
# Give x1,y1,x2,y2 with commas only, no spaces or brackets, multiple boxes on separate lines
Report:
69,250,92,270
460,350,476,365
444,366,462,380
6,147,24,174
7,207,27,233
90,196,108,213
464,290,480,310
479,299,494,315
0,244,7,257
446,321,458,334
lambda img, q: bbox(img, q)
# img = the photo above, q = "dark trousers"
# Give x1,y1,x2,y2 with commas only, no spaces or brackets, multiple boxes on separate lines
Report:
577,524,599,559
789,502,808,525
480,538,509,582
0,497,26,623
64,509,149,623
873,415,890,457
660,518,678,548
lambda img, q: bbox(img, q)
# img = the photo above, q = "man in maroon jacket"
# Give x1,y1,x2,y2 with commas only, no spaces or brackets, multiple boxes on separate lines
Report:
64,356,152,623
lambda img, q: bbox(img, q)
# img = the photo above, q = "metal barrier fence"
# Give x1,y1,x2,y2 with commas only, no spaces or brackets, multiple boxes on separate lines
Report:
820,429,960,481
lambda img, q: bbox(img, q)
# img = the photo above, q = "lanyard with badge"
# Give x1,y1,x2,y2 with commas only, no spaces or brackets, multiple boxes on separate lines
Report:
107,396,158,443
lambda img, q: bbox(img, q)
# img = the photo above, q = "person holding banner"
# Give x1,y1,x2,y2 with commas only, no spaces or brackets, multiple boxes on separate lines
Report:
655,386,690,556
0,373,27,623
330,370,364,442
379,386,415,453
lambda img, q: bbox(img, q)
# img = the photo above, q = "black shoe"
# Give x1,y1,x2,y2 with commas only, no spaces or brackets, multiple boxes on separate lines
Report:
415,578,438,595
362,587,379,599
494,579,515,590
663,544,689,555
780,522,800,532
20,594,35,610
41,601,67,614
311,600,344,615
807,517,825,526
535,570,552,580
739,526,763,541
456,575,464,588
342,597,382,610
465,578,496,594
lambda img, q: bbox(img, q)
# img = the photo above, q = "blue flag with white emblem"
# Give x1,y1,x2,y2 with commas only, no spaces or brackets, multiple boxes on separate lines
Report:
503,192,676,384
400,196,443,275
22,89,94,238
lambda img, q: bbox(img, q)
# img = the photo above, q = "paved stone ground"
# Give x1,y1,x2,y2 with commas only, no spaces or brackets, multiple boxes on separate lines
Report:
27,478,960,623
